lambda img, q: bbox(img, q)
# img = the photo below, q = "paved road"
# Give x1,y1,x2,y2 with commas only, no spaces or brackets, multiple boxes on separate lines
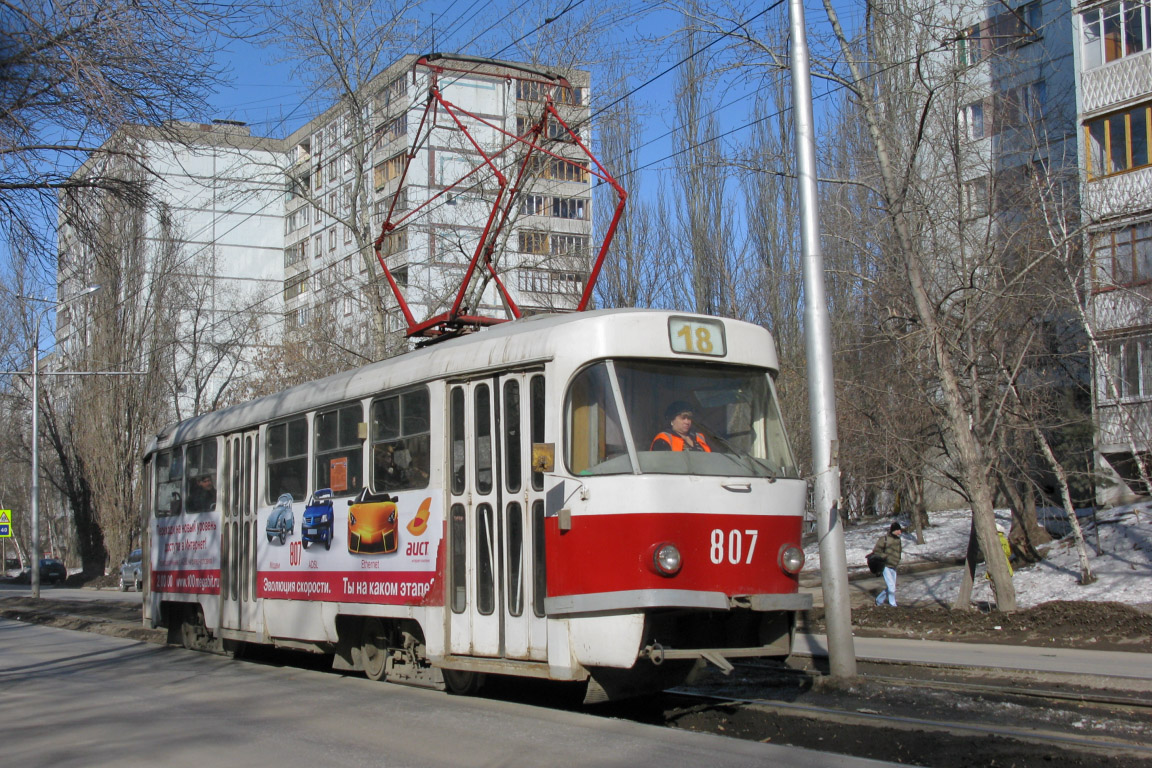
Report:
0,619,901,768
0,583,142,603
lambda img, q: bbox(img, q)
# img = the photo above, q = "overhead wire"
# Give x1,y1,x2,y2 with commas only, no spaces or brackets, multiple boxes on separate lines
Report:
76,0,1078,375
72,0,598,373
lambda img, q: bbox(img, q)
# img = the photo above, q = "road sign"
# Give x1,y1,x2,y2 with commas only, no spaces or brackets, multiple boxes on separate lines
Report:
0,509,10,537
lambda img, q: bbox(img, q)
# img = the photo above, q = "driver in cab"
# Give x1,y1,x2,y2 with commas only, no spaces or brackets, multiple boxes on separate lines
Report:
651,401,712,452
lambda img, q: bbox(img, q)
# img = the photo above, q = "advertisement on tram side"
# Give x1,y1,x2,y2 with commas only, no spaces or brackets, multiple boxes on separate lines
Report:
256,489,441,605
152,515,223,594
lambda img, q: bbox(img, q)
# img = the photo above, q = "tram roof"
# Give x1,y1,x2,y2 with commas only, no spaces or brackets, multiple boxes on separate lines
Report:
148,308,778,453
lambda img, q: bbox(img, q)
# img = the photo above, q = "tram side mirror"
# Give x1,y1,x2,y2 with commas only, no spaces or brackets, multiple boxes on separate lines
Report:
531,443,555,473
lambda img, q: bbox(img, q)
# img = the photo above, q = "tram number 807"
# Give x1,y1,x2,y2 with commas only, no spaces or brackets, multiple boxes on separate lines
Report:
710,529,759,565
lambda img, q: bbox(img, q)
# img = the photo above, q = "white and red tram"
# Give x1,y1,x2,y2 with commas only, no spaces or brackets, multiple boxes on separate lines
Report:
141,308,809,700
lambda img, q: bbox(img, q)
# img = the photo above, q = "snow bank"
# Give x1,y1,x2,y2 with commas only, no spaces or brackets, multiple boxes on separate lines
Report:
804,503,1152,609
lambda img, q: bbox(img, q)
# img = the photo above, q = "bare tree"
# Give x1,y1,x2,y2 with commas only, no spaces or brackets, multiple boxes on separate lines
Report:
0,0,258,274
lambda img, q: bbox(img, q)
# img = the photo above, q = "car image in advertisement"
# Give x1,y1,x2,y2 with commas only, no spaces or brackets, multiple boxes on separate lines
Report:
257,491,440,605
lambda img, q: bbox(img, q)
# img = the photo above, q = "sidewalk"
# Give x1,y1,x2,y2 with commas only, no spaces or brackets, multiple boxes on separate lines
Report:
794,632,1152,682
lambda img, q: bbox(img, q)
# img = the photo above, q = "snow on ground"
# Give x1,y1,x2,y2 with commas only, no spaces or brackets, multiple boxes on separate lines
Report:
804,502,1152,609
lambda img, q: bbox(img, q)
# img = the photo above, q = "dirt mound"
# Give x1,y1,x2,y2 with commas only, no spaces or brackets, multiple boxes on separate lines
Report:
808,600,1152,652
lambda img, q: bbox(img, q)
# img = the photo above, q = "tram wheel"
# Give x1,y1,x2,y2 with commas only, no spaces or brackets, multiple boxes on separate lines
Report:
442,668,485,696
361,618,389,681
180,613,205,651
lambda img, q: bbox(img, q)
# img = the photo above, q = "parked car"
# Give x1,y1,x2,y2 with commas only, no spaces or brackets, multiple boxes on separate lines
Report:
119,548,143,591
39,558,67,585
301,488,334,550
266,493,295,545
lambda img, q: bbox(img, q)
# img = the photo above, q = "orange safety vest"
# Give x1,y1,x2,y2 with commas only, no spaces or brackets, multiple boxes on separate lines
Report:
651,432,712,452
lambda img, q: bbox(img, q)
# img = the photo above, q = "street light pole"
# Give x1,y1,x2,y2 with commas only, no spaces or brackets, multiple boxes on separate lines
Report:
789,0,856,676
24,284,99,598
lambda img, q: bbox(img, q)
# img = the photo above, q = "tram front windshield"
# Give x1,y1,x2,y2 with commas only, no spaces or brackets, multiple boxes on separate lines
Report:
566,360,798,478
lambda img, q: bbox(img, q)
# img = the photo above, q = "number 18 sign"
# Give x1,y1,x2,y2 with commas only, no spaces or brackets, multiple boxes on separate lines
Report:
668,317,726,357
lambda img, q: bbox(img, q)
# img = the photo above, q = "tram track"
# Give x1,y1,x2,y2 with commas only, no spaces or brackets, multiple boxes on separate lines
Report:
655,659,1152,767
666,688,1152,756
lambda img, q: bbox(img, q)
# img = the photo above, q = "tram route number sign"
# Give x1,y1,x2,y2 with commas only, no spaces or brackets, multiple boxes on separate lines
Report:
0,509,10,537
668,316,726,357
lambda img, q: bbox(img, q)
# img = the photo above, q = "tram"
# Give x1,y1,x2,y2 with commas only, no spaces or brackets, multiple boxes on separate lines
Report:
141,308,809,701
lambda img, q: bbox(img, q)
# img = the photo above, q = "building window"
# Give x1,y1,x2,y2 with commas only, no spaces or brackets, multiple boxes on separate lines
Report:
376,114,407,147
957,24,986,67
1093,221,1152,288
550,233,589,257
379,228,408,257
518,231,589,257
284,271,308,300
314,203,322,224
328,227,337,251
549,158,588,182
314,234,322,259
519,231,549,255
960,101,986,139
516,115,579,141
285,242,306,268
1102,335,1152,400
1082,1,1150,70
520,194,546,216
963,176,990,218
1086,102,1152,179
518,268,584,295
516,79,582,105
374,153,406,189
995,81,1046,132
377,76,406,112
551,196,587,220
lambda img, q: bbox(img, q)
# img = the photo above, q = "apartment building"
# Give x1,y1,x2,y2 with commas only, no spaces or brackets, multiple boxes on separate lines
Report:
56,120,287,418
58,55,594,416
1076,0,1152,504
279,55,593,346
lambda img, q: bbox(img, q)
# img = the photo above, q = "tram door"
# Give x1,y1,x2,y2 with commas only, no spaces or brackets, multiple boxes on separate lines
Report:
221,430,260,633
447,373,549,661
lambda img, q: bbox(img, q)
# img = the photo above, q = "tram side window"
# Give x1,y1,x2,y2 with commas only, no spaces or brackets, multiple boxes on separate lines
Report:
184,440,218,513
530,375,545,491
371,387,430,492
566,364,629,475
450,387,465,495
267,417,308,502
316,403,364,496
155,449,183,517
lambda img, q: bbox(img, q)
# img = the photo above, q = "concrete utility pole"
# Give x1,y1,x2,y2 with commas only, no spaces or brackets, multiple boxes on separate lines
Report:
22,285,100,598
788,0,857,677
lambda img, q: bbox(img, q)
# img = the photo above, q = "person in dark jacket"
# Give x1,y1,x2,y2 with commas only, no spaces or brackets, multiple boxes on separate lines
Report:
871,521,903,607
651,401,712,452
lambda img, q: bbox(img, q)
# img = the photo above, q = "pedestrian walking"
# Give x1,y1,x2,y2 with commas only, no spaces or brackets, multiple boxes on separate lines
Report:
872,521,903,607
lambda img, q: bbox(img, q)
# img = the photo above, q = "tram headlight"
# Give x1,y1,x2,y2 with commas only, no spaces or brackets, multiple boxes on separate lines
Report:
648,543,682,577
779,545,804,574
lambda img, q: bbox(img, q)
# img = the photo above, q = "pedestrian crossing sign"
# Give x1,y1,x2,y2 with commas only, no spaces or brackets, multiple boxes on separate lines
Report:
0,509,10,537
